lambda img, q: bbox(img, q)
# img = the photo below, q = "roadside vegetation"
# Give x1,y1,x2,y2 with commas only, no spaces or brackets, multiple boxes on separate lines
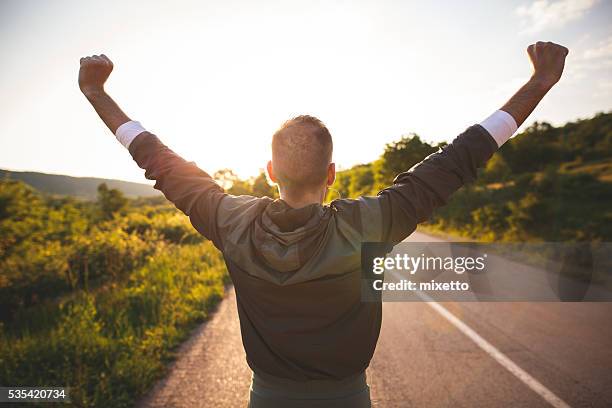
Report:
0,181,228,407
329,111,612,242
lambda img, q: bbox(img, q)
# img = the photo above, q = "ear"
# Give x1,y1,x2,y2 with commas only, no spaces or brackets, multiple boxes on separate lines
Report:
267,160,277,183
327,162,336,186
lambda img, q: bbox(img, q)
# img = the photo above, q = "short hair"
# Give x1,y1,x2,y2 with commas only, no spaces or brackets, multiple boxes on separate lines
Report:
271,115,333,195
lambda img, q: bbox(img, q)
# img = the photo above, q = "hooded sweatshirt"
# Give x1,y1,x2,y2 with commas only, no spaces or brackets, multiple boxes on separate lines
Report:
127,124,498,381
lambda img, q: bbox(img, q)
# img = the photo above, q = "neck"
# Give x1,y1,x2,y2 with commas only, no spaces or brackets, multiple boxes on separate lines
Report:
279,187,326,209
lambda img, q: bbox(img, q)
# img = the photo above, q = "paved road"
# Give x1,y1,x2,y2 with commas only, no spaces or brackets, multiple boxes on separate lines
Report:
137,287,251,408
138,232,612,407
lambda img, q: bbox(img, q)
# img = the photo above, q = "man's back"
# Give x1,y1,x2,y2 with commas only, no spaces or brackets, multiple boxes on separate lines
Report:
125,123,499,381
222,197,383,381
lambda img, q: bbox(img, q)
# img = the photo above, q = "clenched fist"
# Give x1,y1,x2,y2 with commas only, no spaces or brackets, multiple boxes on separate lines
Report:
79,54,113,96
527,41,569,89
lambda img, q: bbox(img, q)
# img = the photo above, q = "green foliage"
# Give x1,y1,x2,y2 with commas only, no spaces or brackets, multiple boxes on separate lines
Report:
97,183,128,220
0,181,227,407
348,164,376,197
376,134,439,188
498,113,612,174
331,134,442,199
251,171,278,198
330,112,612,242
480,154,511,184
431,165,612,242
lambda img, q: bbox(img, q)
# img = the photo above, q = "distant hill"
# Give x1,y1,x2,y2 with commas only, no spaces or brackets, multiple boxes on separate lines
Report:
0,169,161,200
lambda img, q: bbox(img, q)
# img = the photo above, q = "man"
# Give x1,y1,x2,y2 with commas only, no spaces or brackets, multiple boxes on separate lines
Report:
79,41,568,408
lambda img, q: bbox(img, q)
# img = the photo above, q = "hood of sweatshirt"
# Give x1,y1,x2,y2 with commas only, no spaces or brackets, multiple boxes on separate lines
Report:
221,198,365,286
253,200,331,272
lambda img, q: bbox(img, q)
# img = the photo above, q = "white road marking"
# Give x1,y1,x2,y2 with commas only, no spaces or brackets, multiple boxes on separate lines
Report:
415,288,571,408
395,233,570,406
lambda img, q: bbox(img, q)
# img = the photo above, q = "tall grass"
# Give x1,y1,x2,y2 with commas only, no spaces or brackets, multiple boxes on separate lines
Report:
0,181,228,407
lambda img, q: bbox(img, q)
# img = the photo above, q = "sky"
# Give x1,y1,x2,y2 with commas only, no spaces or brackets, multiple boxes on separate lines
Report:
0,0,611,183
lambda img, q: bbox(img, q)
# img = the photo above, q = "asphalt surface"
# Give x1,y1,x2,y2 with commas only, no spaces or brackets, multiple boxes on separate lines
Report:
138,232,612,407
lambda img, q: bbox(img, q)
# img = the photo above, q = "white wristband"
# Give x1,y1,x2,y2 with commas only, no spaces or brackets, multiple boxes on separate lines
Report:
479,110,518,147
115,120,146,149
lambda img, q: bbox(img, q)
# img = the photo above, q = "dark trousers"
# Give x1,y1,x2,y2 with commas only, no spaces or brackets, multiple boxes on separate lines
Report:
247,371,371,408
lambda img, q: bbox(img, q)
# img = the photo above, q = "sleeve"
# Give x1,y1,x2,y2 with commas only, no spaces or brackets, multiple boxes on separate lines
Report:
127,131,229,248
377,124,499,244
480,110,518,147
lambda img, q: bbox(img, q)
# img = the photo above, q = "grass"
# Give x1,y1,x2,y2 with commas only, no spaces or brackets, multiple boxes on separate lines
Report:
0,242,228,407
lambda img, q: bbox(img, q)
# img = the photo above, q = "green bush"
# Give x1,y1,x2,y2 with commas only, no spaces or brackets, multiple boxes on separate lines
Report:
0,181,227,407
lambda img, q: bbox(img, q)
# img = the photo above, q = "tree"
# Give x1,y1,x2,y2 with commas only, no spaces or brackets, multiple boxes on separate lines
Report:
349,164,375,197
481,153,511,183
97,183,127,220
251,171,278,198
330,170,352,200
376,134,438,187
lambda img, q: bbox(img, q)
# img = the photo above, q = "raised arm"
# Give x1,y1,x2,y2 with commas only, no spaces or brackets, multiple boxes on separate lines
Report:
377,41,568,243
79,55,130,133
501,41,568,127
78,54,227,247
